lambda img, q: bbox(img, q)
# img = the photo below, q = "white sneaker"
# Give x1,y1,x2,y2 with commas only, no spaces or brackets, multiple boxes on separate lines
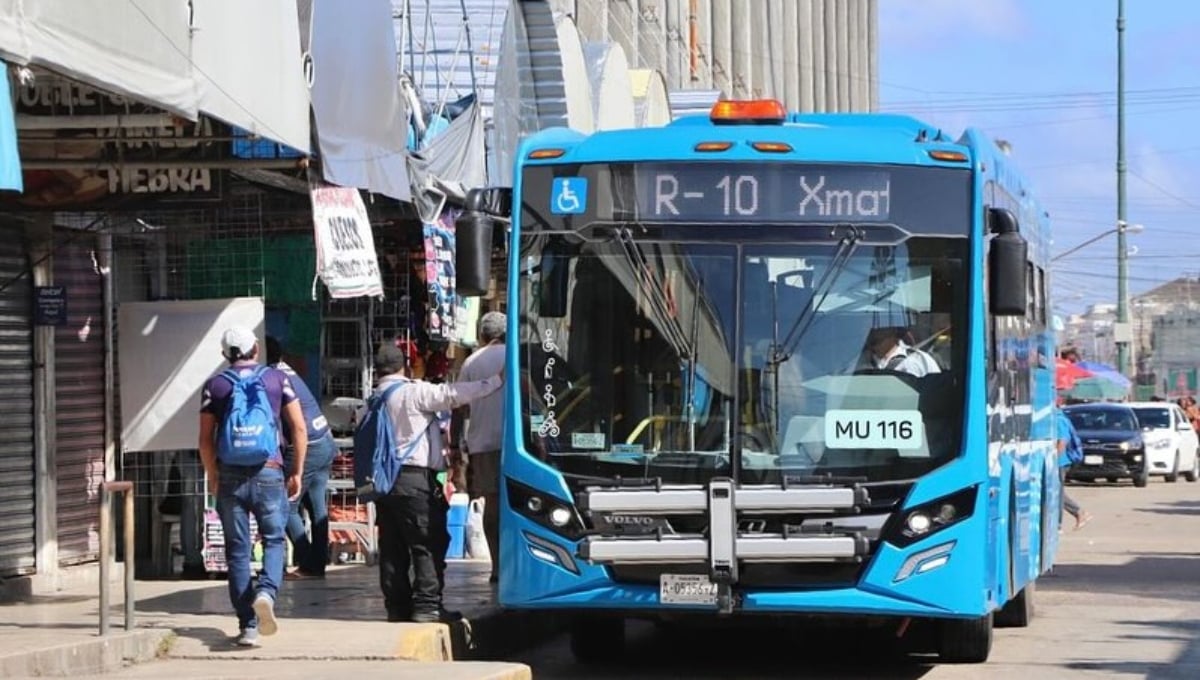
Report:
253,593,278,636
235,628,260,647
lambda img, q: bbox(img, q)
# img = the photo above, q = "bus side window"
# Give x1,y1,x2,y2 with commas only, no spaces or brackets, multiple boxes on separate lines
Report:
1036,266,1047,326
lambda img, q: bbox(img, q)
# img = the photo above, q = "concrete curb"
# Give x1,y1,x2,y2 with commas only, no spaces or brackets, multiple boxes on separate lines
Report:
452,609,568,661
0,628,173,678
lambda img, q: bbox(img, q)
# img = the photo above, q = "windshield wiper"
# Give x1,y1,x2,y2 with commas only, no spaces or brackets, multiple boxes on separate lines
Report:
772,225,864,365
760,226,862,436
614,227,693,361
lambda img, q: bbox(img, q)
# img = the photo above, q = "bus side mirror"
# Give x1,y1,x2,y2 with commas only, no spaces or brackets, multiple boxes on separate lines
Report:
455,187,512,297
987,208,1027,316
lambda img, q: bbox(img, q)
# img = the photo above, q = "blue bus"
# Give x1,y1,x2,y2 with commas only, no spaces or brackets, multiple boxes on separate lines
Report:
455,99,1060,664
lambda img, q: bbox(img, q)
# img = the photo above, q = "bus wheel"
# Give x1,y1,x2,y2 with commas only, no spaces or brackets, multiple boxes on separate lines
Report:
938,613,993,663
569,616,625,664
996,580,1035,628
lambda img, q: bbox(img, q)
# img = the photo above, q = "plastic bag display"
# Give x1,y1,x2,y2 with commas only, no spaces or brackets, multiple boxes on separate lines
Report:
466,498,491,561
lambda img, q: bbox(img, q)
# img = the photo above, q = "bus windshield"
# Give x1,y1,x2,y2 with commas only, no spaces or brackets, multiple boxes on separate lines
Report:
516,163,970,484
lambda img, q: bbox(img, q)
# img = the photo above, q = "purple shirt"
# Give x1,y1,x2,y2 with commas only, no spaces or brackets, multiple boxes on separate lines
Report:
201,360,297,465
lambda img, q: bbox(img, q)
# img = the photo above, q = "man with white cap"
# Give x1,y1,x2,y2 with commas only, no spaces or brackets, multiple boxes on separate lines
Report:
199,326,307,647
450,310,507,583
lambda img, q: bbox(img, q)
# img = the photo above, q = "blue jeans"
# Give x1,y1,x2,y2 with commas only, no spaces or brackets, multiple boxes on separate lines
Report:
217,464,287,630
284,433,337,575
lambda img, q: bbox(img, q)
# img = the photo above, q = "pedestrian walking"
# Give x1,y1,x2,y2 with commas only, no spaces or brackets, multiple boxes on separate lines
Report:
266,336,336,581
1055,406,1094,531
199,326,307,646
450,311,507,583
370,337,504,623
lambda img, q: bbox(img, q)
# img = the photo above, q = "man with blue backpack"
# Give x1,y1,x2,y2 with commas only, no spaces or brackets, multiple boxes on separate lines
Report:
199,326,308,647
1055,405,1094,531
356,337,502,624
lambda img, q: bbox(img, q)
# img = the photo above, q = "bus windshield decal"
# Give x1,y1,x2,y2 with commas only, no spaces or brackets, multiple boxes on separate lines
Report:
637,164,892,223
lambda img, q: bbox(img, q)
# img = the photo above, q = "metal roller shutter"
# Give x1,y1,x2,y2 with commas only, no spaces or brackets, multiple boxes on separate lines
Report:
54,237,106,565
0,229,35,576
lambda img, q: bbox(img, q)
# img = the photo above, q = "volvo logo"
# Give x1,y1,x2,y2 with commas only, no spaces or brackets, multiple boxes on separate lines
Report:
595,513,672,535
609,514,655,525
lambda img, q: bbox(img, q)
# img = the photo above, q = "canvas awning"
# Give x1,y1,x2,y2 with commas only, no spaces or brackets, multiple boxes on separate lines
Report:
0,0,310,153
0,58,21,191
406,94,486,222
303,0,411,201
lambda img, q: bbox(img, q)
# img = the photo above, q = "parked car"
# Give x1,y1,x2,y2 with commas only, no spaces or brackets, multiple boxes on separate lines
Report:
1129,401,1200,482
1063,402,1149,487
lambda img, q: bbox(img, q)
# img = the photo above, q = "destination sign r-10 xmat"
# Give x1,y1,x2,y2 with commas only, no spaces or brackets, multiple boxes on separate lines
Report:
634,163,892,223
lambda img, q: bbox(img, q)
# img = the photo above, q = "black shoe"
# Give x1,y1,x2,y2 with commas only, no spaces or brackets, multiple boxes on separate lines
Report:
180,565,208,580
488,573,498,584
411,608,463,624
386,611,412,623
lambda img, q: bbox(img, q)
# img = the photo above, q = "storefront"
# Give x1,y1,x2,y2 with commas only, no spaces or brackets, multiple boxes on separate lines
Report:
0,226,36,577
52,235,106,565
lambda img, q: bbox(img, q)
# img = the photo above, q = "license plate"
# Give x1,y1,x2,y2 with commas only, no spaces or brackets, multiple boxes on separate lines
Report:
660,574,719,605
1084,454,1103,465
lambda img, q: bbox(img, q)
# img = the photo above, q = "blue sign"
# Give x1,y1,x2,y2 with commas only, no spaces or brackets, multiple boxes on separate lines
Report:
34,286,66,326
550,177,587,215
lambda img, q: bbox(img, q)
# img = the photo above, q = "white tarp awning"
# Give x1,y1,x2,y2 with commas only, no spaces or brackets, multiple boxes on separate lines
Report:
191,0,310,152
0,0,310,153
406,95,486,222
305,0,411,201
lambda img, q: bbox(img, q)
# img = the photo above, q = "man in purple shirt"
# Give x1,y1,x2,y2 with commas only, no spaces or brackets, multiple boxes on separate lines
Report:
199,326,307,647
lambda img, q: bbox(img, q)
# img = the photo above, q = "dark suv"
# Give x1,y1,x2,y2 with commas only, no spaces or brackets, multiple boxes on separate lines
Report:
1064,402,1149,487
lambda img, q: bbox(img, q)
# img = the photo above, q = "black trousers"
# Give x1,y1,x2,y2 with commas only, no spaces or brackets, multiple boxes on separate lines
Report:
376,467,450,618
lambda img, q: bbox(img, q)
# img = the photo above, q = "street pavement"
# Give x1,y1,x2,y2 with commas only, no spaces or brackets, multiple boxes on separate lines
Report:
1,558,536,678
511,478,1200,679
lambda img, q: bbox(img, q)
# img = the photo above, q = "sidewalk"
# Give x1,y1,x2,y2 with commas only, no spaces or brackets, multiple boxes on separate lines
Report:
0,559,550,678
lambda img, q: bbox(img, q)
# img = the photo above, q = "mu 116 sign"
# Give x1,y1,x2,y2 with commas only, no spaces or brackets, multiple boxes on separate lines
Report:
633,164,892,223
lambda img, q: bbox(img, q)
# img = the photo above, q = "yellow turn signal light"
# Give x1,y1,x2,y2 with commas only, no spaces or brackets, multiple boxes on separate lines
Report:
527,148,566,159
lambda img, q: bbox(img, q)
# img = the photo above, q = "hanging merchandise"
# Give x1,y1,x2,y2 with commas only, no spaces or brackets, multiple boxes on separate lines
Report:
423,207,468,342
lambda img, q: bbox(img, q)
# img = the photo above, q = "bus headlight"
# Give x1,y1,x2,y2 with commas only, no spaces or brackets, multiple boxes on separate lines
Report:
906,512,932,535
549,507,573,527
884,486,978,547
506,478,583,539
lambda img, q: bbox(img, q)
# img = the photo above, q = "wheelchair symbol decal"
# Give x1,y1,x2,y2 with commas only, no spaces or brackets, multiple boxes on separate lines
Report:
550,177,587,215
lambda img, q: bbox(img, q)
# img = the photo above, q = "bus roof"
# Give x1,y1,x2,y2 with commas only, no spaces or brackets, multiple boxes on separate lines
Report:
517,112,974,168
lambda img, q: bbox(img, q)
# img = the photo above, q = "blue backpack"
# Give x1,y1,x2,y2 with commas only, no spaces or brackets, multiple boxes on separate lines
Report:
216,365,279,466
353,383,429,502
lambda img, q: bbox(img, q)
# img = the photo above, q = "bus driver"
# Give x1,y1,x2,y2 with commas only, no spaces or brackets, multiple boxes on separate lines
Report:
865,326,942,378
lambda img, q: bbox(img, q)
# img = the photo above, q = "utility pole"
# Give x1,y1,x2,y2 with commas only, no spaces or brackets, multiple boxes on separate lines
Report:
1115,0,1130,377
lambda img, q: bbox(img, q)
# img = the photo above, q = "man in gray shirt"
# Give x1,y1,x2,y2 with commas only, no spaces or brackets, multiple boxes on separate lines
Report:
450,311,506,583
372,337,502,623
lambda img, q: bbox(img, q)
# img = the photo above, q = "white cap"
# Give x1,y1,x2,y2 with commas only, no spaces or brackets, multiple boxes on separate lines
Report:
220,326,258,359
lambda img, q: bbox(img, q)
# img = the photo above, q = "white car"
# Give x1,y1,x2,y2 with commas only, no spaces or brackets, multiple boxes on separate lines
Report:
1129,401,1200,482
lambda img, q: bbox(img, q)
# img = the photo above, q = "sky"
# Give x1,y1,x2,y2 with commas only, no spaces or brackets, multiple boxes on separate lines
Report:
877,0,1200,316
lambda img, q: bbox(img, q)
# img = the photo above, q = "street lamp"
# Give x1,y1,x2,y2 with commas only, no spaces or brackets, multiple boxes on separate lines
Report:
1117,0,1130,378
1050,221,1143,262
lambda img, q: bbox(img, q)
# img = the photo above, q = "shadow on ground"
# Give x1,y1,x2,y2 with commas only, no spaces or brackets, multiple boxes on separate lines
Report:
518,620,939,680
1043,553,1200,602
1066,618,1200,679
1137,499,1200,517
